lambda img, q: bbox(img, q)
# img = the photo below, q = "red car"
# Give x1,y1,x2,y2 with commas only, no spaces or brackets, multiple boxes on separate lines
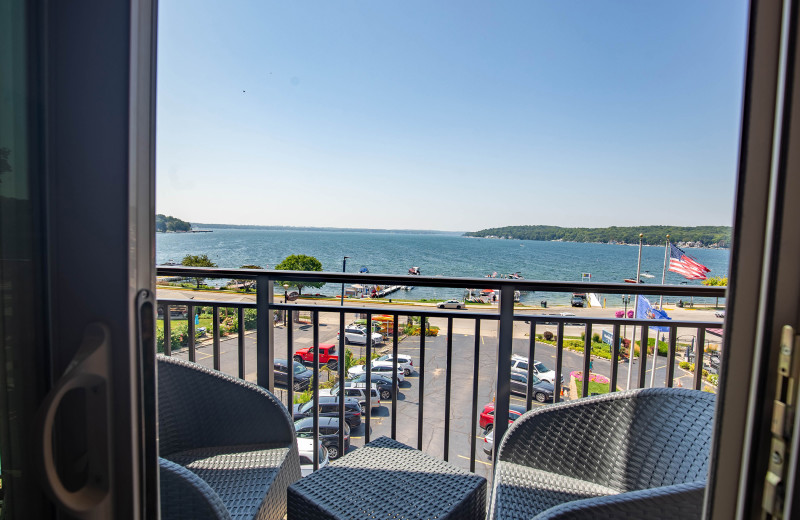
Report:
479,402,527,432
294,343,339,369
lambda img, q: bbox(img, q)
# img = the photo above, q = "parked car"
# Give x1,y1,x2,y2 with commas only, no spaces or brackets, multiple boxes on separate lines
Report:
483,428,495,457
479,402,527,432
437,299,465,309
374,354,414,376
510,371,555,403
337,326,384,345
570,295,586,307
293,396,362,429
347,373,396,399
715,310,726,318
296,437,329,477
348,363,405,382
294,343,339,369
510,354,563,386
320,384,381,411
274,358,313,391
294,416,350,460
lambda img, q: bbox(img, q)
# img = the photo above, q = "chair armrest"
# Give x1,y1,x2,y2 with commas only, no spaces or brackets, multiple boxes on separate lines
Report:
159,457,232,520
158,356,295,456
529,481,706,520
496,388,715,491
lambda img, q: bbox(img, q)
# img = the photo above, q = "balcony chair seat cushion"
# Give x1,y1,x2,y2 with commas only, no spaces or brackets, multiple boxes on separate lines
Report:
491,461,618,518
166,444,295,520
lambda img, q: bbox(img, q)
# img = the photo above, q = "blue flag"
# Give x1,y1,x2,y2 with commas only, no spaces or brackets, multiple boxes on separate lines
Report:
635,296,672,332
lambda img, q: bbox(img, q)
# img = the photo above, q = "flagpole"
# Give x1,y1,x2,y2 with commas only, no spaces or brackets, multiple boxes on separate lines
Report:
649,234,670,389
658,235,670,310
626,233,643,391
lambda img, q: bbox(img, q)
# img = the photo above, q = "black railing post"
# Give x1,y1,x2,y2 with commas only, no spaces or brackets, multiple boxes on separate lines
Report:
237,306,245,379
493,286,515,462
582,324,592,397
417,316,425,451
526,321,536,410
287,311,294,409
312,311,320,470
666,325,677,387
610,323,620,392
338,312,346,456
638,325,649,388
391,314,399,440
694,327,706,390
187,304,195,362
162,304,171,356
212,306,220,371
256,275,275,391
444,317,453,461
470,320,481,473
365,311,372,444
554,322,565,402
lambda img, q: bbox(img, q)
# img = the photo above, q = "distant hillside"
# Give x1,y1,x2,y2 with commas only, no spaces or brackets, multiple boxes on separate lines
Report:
192,223,459,235
464,225,731,248
156,214,192,233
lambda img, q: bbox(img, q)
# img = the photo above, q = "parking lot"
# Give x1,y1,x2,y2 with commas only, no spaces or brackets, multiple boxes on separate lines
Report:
170,312,699,480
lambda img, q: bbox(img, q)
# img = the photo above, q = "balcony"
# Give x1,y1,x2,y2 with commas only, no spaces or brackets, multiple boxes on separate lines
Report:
155,266,724,485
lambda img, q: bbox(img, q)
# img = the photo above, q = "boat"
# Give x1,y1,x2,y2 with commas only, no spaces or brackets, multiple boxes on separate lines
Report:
359,266,369,273
624,278,644,283
408,267,420,275
641,271,655,278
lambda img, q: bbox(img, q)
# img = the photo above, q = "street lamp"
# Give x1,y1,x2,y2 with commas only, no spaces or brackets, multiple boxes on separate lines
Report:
341,256,349,306
283,283,290,326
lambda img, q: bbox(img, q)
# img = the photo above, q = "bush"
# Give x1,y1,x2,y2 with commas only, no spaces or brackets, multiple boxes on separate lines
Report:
679,361,691,370
707,373,719,386
543,330,554,341
592,332,601,343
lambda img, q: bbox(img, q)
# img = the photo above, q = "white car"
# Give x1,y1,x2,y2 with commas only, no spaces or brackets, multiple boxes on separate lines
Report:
510,354,563,386
373,354,414,376
320,384,381,411
297,437,329,477
337,326,384,345
437,299,465,309
483,428,494,458
348,363,405,382
715,310,725,318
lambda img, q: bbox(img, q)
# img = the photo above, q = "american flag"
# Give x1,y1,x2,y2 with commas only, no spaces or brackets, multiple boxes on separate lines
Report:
669,243,710,280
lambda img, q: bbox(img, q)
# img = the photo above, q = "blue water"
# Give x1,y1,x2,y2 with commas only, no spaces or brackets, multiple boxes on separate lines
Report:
156,229,730,305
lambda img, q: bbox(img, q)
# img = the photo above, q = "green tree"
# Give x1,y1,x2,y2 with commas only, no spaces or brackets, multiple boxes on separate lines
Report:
181,254,217,288
275,254,324,295
237,264,262,292
702,276,728,309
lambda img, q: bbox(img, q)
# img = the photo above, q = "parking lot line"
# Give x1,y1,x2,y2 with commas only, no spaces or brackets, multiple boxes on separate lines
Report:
457,454,491,467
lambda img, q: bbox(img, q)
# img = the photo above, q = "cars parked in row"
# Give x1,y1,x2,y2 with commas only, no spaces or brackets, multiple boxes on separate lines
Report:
292,396,362,429
347,373,395,400
294,343,339,369
479,403,527,432
274,358,313,391
510,354,563,386
373,354,414,376
320,383,381,411
294,416,350,460
337,325,384,345
348,363,405,382
510,372,555,403
297,437,329,477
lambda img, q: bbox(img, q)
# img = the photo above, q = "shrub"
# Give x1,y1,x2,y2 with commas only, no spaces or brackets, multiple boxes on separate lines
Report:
707,373,719,386
543,330,554,341
592,332,601,343
679,361,691,370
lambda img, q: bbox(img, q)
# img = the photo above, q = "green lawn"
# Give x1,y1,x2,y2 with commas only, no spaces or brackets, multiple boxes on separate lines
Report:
574,380,611,398
157,316,214,333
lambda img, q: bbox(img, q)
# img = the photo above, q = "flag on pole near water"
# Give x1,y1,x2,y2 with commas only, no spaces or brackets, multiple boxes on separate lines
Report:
635,296,672,332
668,243,710,280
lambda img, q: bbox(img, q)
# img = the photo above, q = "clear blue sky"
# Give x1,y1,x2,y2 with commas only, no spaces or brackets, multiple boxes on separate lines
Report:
156,1,749,232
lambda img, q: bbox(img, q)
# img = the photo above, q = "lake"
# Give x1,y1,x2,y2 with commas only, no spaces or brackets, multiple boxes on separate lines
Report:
156,229,730,305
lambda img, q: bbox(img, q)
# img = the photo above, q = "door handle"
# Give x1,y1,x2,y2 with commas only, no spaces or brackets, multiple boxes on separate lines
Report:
36,322,112,519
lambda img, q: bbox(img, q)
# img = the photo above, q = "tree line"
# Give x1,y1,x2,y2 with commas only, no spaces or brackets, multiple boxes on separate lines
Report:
156,214,192,232
464,225,731,247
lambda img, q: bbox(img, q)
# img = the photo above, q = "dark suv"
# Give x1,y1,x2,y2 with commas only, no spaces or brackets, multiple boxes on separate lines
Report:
274,358,312,391
292,396,362,429
347,373,395,400
294,416,350,459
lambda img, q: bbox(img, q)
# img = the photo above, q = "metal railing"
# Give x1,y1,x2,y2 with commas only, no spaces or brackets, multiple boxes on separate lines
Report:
156,266,725,474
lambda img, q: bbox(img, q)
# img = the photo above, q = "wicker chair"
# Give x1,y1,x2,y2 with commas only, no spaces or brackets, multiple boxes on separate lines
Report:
158,355,301,520
487,388,715,520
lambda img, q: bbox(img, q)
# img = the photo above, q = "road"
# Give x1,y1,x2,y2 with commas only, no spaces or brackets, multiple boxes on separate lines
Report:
169,314,699,481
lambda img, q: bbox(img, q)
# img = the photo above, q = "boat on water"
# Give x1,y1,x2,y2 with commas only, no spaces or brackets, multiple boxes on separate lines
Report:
359,266,369,273
408,267,421,275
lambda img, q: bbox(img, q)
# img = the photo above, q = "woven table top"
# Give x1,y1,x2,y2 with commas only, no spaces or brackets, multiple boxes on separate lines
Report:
288,436,487,520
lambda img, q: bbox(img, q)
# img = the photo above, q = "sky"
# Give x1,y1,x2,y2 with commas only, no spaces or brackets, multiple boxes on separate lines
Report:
156,1,749,232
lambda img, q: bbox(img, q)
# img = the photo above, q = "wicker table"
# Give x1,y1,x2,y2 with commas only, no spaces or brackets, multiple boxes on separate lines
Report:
287,436,487,520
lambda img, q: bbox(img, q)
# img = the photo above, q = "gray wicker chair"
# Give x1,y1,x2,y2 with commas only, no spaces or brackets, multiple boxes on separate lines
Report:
487,388,715,520
158,355,301,520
